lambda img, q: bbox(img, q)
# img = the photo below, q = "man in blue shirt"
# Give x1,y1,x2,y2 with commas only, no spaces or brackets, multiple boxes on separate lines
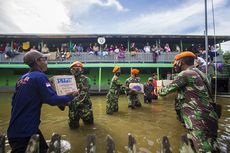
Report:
7,51,77,153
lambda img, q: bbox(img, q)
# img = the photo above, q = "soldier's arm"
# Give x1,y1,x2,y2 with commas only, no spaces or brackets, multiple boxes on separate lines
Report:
158,72,187,96
123,79,131,95
114,78,123,87
72,77,90,103
82,77,90,91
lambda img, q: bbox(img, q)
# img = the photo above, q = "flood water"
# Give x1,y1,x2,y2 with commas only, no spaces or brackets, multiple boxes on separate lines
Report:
0,93,229,153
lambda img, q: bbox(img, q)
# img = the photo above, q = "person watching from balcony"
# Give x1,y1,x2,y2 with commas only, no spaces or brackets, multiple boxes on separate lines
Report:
41,44,49,54
114,45,120,54
93,43,99,56
175,45,181,52
101,44,109,56
86,43,94,54
130,42,138,56
118,49,125,60
0,43,5,54
151,45,158,63
7,50,77,153
108,44,115,53
143,42,151,53
4,43,20,59
103,43,108,51
30,45,38,52
164,43,171,52
73,43,84,56
119,44,126,52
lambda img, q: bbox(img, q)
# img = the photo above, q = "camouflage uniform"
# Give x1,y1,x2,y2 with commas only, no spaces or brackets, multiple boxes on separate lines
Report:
106,75,123,114
158,66,219,152
69,74,94,129
125,76,142,108
174,74,184,124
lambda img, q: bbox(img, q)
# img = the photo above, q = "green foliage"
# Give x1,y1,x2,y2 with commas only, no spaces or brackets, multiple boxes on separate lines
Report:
223,51,230,64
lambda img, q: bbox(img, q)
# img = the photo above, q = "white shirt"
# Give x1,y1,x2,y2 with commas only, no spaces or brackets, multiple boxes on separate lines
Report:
195,57,206,66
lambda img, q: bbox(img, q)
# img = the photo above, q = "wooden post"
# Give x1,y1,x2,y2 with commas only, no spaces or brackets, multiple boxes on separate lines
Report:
47,133,61,153
85,134,96,153
161,136,172,153
106,135,115,153
0,135,5,153
25,134,40,153
128,133,136,153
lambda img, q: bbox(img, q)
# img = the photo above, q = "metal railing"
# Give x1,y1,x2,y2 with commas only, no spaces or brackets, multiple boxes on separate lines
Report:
0,52,224,64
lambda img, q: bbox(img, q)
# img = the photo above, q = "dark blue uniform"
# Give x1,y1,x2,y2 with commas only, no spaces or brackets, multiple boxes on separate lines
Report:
7,71,74,152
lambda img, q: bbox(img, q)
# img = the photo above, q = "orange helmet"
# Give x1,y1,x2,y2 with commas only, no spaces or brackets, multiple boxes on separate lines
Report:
173,53,181,66
131,68,140,74
112,66,120,73
70,61,83,68
176,51,196,60
174,53,181,60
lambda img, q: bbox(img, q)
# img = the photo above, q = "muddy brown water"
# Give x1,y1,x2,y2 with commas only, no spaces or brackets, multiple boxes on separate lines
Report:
0,93,229,153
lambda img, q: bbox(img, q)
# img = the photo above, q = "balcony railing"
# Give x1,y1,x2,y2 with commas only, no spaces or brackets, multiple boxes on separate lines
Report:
0,52,224,64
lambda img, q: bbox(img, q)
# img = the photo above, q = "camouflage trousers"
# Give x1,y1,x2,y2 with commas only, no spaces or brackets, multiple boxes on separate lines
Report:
68,102,94,129
106,92,119,115
182,114,219,152
189,130,220,153
180,130,220,153
127,94,141,109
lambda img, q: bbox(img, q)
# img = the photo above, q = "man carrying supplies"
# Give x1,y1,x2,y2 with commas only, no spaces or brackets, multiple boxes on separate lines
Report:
158,51,220,153
68,61,94,129
125,68,142,109
7,51,77,153
106,66,124,115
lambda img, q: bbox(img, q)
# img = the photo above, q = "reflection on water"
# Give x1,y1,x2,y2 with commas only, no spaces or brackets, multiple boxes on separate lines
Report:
0,93,229,153
217,97,230,153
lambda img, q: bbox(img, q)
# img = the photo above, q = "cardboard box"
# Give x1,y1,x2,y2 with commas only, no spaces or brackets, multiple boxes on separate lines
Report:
157,80,173,90
50,75,77,96
129,83,144,94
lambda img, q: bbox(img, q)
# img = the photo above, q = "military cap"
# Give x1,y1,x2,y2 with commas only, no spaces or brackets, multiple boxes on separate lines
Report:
131,69,140,74
112,66,120,73
176,51,196,60
23,50,46,67
70,61,83,68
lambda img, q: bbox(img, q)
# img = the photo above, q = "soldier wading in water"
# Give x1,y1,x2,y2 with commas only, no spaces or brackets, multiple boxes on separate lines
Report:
125,68,142,109
158,51,220,153
106,66,124,115
68,61,94,129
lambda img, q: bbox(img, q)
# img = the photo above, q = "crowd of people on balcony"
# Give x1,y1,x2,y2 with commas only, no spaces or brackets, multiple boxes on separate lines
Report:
0,41,220,63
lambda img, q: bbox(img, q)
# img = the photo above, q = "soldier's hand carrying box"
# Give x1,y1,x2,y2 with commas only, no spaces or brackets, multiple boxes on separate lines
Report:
50,75,78,96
